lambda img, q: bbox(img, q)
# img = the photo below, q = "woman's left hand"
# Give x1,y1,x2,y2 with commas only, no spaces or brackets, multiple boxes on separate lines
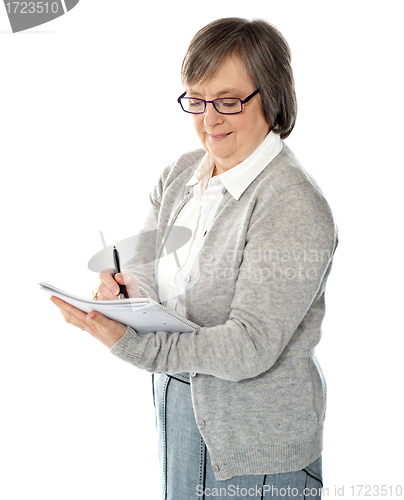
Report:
50,296,127,349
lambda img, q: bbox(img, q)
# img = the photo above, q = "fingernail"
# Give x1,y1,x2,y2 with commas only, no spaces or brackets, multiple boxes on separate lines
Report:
112,285,119,295
87,313,96,320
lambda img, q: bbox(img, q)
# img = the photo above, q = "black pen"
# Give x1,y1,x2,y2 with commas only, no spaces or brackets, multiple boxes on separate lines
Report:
113,246,126,299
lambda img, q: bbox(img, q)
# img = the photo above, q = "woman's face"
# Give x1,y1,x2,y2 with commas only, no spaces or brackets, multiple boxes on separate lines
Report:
187,56,270,174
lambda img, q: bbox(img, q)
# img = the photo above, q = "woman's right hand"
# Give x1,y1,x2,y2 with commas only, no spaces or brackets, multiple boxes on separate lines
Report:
94,269,140,300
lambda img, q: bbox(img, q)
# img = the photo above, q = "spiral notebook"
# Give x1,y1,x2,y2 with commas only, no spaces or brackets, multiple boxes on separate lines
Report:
40,282,199,335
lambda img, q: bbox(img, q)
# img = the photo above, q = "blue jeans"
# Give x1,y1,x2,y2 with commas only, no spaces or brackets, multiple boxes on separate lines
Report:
153,373,323,500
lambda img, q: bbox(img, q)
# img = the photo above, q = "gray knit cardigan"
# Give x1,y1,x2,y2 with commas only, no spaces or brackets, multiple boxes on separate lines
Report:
111,143,338,481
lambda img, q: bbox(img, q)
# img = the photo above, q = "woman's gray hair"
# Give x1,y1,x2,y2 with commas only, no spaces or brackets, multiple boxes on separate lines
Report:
181,18,297,139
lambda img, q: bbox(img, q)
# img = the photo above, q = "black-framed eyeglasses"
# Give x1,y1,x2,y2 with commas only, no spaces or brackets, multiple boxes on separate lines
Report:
177,89,260,115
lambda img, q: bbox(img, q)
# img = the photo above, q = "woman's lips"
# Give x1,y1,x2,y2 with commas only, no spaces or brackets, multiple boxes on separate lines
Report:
207,132,232,141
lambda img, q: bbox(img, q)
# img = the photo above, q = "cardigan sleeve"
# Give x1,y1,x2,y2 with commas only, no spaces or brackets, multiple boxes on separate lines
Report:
111,178,338,382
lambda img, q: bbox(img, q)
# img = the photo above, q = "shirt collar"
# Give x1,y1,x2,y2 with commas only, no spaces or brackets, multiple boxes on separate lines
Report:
186,131,283,200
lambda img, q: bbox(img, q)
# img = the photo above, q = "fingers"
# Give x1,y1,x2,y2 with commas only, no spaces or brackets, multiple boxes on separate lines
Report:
50,296,126,348
58,309,98,341
86,311,127,346
95,289,112,301
96,269,140,300
115,272,140,298
98,268,121,300
51,296,90,330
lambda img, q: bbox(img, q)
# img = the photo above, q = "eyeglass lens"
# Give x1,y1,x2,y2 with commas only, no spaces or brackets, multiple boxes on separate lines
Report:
181,97,242,114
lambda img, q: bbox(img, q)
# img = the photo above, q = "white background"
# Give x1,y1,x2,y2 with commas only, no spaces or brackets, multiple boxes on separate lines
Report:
1,1,403,498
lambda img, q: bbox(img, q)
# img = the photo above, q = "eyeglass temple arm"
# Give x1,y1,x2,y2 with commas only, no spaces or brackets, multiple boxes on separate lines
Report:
177,89,259,105
242,89,260,104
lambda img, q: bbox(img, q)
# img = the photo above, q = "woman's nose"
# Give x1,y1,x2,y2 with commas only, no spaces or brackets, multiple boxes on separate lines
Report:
203,103,224,128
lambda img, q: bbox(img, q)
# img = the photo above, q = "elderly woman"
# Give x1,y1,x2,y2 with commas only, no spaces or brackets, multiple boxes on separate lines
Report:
52,17,337,500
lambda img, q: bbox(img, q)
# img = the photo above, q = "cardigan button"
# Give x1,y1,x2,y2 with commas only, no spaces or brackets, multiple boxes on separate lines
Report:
191,372,197,377
221,187,227,194
197,420,205,429
212,465,220,472
185,275,191,283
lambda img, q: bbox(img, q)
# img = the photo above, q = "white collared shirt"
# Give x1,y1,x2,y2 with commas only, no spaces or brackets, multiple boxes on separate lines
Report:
157,130,283,316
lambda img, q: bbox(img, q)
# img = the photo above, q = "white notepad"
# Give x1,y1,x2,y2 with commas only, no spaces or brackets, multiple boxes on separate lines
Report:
40,282,199,335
